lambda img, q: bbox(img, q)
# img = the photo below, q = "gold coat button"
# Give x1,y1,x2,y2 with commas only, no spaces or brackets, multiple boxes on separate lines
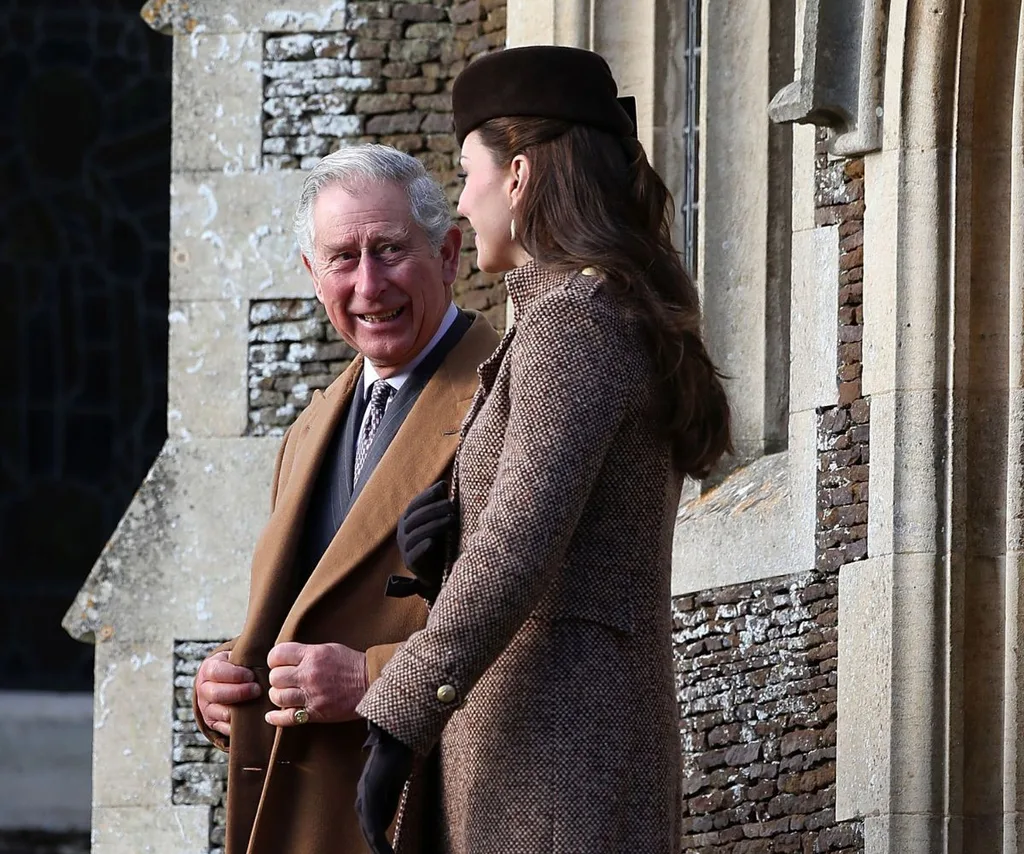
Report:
436,684,457,704
581,266,598,277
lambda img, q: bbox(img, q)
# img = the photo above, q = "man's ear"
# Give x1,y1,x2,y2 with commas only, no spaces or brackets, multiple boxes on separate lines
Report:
509,153,531,207
439,225,463,287
302,254,324,302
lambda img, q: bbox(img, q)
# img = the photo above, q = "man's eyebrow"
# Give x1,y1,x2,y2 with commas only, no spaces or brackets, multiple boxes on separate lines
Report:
374,227,409,243
320,226,410,253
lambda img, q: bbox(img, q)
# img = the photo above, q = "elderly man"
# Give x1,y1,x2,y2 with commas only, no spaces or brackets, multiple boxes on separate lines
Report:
191,145,498,854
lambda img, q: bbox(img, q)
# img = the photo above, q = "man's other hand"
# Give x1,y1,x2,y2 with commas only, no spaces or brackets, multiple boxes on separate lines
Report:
265,642,369,727
195,651,261,738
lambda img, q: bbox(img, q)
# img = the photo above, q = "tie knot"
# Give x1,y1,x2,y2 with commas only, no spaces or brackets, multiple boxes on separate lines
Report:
369,379,393,407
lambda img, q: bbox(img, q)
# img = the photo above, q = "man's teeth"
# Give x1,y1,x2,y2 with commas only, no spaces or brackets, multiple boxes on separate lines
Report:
361,308,402,323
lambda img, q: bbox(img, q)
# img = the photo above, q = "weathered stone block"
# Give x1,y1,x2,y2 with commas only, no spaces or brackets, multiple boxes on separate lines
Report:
406,22,456,39
381,134,425,152
171,170,308,299
172,33,262,173
288,135,332,156
265,33,316,61
483,6,507,32
469,31,505,52
450,0,482,25
351,40,389,59
248,319,323,344
387,77,441,95
93,806,209,851
354,20,403,39
366,112,424,134
412,93,452,112
263,137,292,155
314,76,380,94
264,96,308,119
356,93,414,114
251,300,317,325
312,34,353,58
266,79,317,98
383,61,420,78
420,112,453,133
349,1,392,19
311,115,364,136
250,389,286,408
351,59,385,77
394,3,447,22
264,58,352,80
441,38,468,65
426,134,458,153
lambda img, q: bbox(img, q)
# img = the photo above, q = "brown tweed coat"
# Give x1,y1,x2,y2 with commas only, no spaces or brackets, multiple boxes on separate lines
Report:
358,264,683,854
193,313,498,854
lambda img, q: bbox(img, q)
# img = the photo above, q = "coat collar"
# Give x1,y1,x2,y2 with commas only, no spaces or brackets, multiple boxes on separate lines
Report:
505,261,576,317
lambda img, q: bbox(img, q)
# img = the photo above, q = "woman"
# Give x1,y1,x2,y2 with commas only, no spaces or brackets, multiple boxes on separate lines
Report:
355,46,732,854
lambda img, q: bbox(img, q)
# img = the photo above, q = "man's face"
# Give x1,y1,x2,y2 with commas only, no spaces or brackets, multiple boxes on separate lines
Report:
303,181,461,377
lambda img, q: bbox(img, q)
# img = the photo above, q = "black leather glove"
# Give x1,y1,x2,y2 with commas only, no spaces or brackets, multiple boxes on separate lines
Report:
388,480,455,604
355,722,415,854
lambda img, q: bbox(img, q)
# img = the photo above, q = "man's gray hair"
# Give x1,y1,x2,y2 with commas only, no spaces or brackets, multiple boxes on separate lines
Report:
293,144,453,263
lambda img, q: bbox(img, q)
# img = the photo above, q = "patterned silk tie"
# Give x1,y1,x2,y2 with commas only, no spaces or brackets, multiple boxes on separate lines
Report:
353,379,394,485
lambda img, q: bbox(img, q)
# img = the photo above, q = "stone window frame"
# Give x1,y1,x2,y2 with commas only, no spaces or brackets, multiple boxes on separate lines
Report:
668,0,830,597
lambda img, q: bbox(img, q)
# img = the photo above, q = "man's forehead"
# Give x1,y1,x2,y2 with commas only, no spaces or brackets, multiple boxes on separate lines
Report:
313,183,417,242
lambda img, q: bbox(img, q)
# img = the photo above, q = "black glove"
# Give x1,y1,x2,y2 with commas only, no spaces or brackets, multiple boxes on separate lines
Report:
355,722,415,854
388,481,456,604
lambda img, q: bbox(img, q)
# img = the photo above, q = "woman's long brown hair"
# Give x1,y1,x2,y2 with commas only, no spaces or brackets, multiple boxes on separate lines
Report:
475,117,732,479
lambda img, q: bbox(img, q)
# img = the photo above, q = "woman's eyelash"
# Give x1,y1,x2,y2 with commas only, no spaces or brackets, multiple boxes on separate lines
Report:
456,172,467,179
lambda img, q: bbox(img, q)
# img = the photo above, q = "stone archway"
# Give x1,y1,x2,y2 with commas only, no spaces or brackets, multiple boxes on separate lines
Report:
838,2,1024,852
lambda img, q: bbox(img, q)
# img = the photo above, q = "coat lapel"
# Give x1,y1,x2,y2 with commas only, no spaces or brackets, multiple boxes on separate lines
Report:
234,359,363,659
460,326,515,442
277,315,496,641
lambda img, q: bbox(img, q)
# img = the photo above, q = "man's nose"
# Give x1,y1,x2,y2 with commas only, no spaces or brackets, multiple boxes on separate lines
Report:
354,254,385,299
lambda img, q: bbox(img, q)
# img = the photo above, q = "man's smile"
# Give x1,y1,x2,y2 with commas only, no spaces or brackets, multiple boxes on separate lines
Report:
357,307,405,324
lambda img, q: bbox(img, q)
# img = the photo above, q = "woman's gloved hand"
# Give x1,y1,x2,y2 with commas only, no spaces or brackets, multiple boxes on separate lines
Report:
355,722,415,854
388,480,456,604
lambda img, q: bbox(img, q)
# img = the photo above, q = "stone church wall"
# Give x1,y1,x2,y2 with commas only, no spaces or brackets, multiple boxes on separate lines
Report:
671,137,868,853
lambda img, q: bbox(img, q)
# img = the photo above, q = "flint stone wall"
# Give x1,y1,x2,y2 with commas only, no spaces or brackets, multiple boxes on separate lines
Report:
247,299,356,435
172,641,228,854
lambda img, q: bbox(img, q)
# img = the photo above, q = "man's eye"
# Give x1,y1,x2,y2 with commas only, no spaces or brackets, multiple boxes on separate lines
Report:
381,244,402,254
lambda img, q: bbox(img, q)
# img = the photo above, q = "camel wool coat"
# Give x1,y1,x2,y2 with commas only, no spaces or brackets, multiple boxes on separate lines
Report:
359,265,684,854
194,313,498,854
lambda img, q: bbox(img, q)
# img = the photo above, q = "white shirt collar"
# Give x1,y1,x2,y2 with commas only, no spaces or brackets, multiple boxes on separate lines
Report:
362,301,459,396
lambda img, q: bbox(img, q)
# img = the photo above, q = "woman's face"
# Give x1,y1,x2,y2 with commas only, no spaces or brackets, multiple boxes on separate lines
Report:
457,131,529,273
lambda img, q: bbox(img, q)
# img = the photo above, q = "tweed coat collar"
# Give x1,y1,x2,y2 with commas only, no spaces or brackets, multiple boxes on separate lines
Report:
505,261,577,316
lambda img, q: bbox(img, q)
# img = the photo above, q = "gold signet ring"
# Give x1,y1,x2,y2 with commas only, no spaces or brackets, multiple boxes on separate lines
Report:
293,707,310,725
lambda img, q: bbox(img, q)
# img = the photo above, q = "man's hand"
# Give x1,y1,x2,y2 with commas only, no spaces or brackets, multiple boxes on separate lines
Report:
195,651,260,738
356,722,414,854
264,642,369,727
